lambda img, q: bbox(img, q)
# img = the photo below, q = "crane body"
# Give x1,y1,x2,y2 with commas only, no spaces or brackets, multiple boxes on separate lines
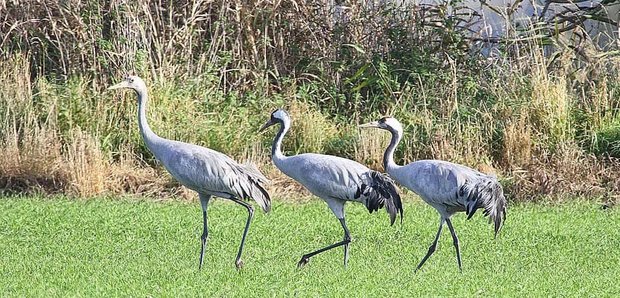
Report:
260,109,403,267
359,117,506,272
108,76,270,270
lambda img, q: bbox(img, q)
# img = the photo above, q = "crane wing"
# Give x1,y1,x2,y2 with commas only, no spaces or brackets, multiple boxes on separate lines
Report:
278,153,402,223
394,160,506,236
278,154,371,200
159,143,271,212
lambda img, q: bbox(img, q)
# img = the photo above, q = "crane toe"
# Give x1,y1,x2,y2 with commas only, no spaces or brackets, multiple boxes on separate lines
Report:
297,255,310,268
235,259,244,270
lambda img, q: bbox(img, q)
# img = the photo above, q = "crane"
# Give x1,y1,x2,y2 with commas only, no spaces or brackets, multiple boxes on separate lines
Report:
108,76,271,270
259,109,403,268
359,117,506,272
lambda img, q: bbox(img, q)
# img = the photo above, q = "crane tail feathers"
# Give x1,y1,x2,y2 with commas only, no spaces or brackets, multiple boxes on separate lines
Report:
237,162,272,213
253,183,272,213
465,200,477,219
459,178,507,237
492,193,507,238
358,171,403,226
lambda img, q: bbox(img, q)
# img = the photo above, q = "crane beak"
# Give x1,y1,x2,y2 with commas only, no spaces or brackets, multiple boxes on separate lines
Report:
258,119,276,133
358,121,380,129
107,81,130,90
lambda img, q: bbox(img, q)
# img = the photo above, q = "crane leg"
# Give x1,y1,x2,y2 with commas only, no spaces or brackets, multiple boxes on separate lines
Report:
298,218,351,268
198,194,211,270
231,198,254,270
415,218,445,273
342,218,352,267
445,218,462,272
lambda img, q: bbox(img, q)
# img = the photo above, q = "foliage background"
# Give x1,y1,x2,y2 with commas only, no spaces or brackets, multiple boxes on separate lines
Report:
1,0,620,204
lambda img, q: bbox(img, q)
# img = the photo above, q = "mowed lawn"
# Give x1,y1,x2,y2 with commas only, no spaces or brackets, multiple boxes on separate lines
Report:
0,196,619,297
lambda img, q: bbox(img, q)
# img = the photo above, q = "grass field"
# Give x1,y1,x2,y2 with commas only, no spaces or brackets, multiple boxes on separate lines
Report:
0,196,619,297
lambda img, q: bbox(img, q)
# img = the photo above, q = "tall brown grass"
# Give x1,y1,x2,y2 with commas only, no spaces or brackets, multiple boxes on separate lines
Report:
1,1,620,205
0,55,187,198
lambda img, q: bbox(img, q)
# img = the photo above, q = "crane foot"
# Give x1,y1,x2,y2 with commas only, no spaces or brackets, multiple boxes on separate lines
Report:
235,259,244,270
297,255,310,268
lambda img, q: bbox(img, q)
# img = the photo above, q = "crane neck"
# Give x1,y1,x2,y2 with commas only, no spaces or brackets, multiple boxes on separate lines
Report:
135,88,162,150
271,119,289,163
384,127,402,173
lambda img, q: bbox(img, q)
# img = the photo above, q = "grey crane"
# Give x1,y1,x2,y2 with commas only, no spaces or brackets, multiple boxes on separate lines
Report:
108,76,271,270
359,117,506,272
259,109,403,268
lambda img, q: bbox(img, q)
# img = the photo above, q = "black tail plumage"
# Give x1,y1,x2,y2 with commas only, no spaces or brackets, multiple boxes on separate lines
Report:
461,178,507,238
357,171,403,225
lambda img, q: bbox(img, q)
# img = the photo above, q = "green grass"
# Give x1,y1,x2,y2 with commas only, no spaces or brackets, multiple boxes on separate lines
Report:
1,196,619,296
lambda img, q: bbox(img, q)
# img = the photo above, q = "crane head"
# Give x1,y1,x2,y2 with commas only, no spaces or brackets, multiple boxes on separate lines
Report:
358,117,402,134
259,109,290,132
108,76,147,93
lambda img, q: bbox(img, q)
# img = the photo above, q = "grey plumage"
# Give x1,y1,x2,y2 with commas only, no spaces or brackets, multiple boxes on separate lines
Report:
260,109,402,268
158,141,271,210
359,117,506,272
108,76,270,270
